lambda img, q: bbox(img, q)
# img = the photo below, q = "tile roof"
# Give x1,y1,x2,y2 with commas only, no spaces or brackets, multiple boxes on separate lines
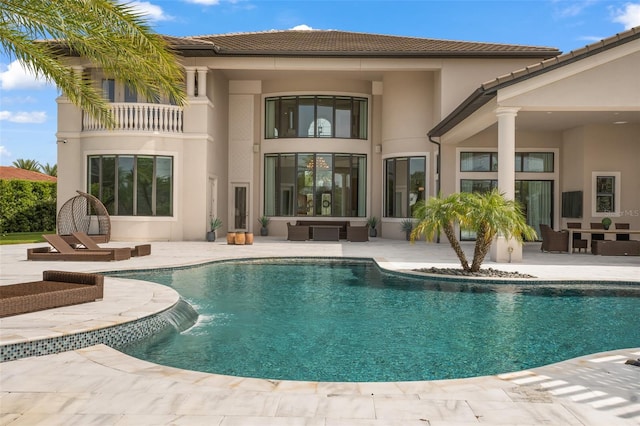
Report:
0,167,57,182
171,30,560,58
429,25,640,137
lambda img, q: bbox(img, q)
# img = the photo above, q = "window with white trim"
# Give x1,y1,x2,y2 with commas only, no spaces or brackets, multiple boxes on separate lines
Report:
592,172,620,216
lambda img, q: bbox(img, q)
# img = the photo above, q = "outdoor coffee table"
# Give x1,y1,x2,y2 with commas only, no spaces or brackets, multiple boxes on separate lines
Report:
312,225,340,241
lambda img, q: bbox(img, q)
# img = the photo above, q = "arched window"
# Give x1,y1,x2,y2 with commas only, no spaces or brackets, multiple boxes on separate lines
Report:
265,96,367,139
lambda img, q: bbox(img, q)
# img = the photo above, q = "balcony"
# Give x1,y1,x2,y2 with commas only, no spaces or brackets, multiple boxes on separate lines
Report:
82,103,183,133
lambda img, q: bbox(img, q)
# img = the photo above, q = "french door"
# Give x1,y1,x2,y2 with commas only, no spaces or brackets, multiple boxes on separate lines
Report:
232,183,249,231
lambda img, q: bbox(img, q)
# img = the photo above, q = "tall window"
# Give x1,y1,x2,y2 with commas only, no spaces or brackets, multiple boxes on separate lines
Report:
460,152,497,172
459,179,552,240
101,79,115,102
88,155,173,216
384,156,426,218
265,96,367,139
596,176,616,213
515,152,554,172
264,153,366,217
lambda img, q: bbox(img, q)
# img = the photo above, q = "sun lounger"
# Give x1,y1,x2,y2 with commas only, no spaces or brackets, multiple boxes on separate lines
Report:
71,232,151,257
0,270,104,317
27,234,131,261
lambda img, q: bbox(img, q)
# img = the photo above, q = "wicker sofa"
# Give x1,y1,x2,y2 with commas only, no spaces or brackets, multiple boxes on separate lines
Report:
295,220,351,240
591,240,640,256
0,271,104,317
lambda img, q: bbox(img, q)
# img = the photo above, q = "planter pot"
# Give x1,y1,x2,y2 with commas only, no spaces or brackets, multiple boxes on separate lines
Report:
245,232,254,245
206,231,216,242
369,228,377,238
226,232,236,245
405,231,411,241
234,232,246,245
260,227,268,236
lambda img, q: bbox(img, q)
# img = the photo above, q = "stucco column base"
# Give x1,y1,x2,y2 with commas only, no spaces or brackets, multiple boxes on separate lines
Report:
490,236,523,263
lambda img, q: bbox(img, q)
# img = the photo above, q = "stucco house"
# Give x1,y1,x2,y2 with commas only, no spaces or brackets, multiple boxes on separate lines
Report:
55,27,639,260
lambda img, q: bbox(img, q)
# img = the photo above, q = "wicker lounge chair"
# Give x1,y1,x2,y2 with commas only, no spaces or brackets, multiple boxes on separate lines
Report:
71,232,151,257
347,225,369,242
0,270,104,317
27,234,131,261
539,224,568,253
566,222,588,253
287,222,309,241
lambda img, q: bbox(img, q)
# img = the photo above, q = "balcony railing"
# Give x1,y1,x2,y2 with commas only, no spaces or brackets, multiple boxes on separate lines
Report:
82,103,183,133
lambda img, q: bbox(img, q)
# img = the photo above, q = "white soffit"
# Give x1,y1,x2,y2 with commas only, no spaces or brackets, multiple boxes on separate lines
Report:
440,97,498,145
496,40,640,103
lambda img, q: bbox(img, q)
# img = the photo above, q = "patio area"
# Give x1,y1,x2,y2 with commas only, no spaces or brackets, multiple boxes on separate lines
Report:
1,238,639,425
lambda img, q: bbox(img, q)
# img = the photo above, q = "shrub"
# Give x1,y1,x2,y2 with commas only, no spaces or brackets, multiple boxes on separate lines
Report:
0,179,57,233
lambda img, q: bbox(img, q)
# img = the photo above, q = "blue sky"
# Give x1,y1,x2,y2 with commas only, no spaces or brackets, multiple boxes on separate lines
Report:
1,0,639,167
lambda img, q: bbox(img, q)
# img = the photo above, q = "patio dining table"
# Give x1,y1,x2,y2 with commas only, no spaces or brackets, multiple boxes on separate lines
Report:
564,228,640,252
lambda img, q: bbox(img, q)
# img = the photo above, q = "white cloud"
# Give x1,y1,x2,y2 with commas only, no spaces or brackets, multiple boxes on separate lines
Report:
0,61,50,90
0,146,11,159
0,111,47,124
612,3,640,29
184,0,220,5
552,0,597,18
291,24,314,31
577,35,605,43
0,95,38,106
127,1,173,21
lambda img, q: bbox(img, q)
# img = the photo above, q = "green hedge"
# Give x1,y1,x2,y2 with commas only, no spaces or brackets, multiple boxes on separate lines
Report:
0,180,57,233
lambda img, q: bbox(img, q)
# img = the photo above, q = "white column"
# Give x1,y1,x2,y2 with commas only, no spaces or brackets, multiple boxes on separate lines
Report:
496,107,519,200
491,107,522,262
185,68,195,98
197,68,207,98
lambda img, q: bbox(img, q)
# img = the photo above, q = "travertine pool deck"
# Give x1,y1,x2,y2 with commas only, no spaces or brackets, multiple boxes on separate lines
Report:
1,238,639,425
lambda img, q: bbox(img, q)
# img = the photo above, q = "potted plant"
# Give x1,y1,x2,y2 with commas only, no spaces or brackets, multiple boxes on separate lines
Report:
400,218,414,241
207,217,223,242
258,215,270,236
601,216,612,230
367,216,378,237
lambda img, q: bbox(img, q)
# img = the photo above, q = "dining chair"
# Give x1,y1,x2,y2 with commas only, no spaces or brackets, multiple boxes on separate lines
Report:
615,223,630,241
566,222,587,253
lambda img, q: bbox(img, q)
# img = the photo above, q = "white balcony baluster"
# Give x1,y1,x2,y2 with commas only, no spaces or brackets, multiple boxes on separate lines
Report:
82,103,183,133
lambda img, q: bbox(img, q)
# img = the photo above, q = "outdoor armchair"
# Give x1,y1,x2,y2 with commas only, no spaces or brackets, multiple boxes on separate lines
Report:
539,224,569,253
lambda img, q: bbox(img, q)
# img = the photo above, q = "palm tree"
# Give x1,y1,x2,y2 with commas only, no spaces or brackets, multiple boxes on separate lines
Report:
464,189,537,271
12,158,41,172
41,163,57,177
411,190,537,272
411,192,472,271
0,0,186,127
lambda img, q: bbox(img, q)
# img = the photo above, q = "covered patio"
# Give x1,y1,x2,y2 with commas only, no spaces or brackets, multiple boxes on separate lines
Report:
429,26,640,263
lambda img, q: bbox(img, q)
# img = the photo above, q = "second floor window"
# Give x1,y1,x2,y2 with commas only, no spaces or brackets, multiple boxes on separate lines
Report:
102,79,115,102
265,95,368,140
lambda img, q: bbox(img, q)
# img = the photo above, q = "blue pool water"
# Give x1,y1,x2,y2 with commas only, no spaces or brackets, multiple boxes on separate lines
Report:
113,259,640,382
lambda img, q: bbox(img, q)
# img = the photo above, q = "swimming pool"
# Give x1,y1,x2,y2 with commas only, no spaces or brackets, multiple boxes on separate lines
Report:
113,259,640,382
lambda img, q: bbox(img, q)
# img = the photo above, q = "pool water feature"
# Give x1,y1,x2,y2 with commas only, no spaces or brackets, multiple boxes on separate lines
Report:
113,259,640,382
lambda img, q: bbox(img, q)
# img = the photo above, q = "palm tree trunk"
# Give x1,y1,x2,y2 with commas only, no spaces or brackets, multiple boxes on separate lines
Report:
471,226,492,272
443,224,470,271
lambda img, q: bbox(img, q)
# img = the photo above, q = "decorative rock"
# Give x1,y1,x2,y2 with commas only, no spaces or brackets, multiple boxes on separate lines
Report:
414,267,536,279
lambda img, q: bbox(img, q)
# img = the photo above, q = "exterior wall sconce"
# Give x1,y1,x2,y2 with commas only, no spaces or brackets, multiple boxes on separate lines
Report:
375,144,382,153
253,144,260,153
56,139,67,144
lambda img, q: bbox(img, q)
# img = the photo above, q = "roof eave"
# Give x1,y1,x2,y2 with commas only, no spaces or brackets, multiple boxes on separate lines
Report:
186,49,559,58
428,26,640,138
